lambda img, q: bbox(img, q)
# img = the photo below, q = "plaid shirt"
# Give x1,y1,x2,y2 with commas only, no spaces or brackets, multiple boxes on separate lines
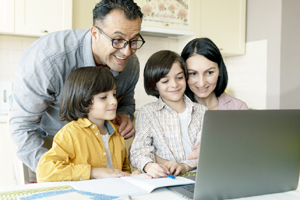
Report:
130,95,207,171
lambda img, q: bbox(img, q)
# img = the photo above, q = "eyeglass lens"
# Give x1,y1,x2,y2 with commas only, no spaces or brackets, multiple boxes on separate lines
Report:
112,39,144,49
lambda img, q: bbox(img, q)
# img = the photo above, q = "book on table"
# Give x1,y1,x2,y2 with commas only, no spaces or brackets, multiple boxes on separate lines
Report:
71,174,195,197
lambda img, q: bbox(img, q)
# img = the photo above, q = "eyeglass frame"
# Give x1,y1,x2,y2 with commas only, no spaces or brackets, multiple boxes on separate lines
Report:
94,26,145,50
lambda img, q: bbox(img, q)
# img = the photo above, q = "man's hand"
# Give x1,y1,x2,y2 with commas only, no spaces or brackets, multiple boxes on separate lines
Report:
187,145,200,160
163,161,191,176
112,114,135,139
143,163,170,179
90,168,130,179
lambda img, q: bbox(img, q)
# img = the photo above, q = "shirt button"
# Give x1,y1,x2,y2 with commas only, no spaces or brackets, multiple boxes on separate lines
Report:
103,152,106,155
95,133,98,136
92,125,95,128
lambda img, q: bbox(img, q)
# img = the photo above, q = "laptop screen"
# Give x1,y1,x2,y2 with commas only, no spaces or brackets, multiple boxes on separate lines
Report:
193,110,300,200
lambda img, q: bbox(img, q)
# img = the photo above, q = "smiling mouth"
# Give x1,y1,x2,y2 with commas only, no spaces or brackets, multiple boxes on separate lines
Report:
115,55,126,60
169,89,181,93
196,86,209,92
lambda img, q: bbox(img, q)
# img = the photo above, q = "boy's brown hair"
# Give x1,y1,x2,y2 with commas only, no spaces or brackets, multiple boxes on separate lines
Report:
60,67,117,121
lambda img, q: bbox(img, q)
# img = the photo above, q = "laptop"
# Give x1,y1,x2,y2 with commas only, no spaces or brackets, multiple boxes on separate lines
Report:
168,110,300,200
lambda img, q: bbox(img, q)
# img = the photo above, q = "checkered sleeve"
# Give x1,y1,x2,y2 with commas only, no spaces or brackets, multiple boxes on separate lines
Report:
130,107,155,172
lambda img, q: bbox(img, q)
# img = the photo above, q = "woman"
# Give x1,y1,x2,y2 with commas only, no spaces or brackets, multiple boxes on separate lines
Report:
181,37,248,110
181,38,248,159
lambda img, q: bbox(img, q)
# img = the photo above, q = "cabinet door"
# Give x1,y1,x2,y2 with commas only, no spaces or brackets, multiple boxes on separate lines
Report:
195,0,246,56
14,0,72,36
136,0,194,31
0,0,14,33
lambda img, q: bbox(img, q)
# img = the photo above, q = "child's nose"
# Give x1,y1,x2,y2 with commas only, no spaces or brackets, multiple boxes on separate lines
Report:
171,79,178,87
110,97,117,105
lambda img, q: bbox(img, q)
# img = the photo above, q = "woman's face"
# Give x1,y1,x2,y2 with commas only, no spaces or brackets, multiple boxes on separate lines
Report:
186,54,219,100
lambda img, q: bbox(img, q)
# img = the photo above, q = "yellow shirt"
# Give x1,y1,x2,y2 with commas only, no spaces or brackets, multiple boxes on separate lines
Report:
37,118,130,182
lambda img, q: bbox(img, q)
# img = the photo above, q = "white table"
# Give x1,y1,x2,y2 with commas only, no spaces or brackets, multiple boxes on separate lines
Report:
1,180,300,200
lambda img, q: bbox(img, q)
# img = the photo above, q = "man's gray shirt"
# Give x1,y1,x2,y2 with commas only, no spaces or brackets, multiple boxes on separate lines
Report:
9,29,140,172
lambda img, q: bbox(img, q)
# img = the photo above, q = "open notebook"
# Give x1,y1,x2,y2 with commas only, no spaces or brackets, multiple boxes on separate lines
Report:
71,174,194,197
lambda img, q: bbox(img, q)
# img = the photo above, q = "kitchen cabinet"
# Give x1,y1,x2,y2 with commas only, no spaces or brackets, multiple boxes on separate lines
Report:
0,0,14,34
14,0,72,36
0,0,72,37
195,0,246,56
135,0,194,32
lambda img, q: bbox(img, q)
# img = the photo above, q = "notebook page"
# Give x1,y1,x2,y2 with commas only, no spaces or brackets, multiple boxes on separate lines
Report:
71,178,149,197
121,174,195,193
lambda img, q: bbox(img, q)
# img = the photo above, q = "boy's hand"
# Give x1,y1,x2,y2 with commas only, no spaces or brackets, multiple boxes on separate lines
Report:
163,161,191,176
90,168,130,179
187,145,200,160
143,163,170,179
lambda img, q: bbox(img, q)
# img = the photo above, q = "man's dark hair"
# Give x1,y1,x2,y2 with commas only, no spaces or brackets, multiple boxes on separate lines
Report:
181,37,228,99
60,67,117,122
144,50,187,98
93,0,143,25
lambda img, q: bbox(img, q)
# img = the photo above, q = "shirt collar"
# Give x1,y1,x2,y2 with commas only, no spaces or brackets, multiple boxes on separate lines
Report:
156,97,167,111
156,95,194,111
105,120,116,135
78,118,116,135
110,70,120,77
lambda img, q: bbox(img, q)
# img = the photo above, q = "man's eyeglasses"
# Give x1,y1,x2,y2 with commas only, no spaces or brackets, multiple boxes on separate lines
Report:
95,26,145,50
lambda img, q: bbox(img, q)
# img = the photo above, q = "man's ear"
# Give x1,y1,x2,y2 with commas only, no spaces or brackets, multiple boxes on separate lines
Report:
90,26,98,43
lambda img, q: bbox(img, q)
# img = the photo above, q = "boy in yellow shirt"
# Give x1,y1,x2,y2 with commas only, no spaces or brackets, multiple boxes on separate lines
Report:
37,67,130,182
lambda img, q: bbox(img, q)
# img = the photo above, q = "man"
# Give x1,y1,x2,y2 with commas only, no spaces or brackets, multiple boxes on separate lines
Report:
9,0,144,178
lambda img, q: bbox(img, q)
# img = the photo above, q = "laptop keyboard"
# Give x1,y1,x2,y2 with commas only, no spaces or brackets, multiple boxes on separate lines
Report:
182,184,195,193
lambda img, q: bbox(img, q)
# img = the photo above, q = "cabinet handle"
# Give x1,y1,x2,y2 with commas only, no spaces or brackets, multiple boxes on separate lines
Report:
41,30,49,33
163,23,169,27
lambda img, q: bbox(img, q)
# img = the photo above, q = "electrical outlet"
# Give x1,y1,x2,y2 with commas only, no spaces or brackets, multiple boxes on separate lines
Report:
0,82,12,114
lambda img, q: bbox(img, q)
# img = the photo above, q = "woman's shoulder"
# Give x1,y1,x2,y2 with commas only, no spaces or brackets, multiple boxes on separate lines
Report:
218,92,248,110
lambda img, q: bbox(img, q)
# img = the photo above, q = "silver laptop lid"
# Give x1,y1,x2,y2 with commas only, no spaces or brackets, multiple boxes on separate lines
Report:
194,110,300,200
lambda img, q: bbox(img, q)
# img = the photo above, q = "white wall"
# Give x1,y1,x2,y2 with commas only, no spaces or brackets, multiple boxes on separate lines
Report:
227,0,300,109
246,0,282,109
280,0,300,109
225,40,267,109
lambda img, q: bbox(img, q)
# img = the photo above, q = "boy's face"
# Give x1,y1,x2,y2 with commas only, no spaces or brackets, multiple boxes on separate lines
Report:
88,88,117,124
156,62,186,105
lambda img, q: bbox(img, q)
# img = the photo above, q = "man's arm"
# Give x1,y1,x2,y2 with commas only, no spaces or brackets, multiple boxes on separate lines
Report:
9,58,57,172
